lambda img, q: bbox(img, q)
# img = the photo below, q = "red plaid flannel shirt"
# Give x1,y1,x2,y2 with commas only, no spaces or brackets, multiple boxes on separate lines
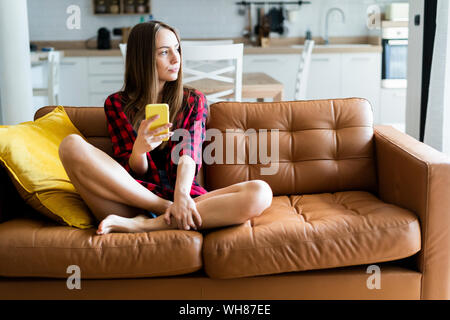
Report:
104,88,208,201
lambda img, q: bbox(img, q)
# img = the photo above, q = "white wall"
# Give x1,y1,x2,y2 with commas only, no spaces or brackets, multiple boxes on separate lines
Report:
405,0,424,140
27,0,408,41
424,0,450,155
0,0,34,125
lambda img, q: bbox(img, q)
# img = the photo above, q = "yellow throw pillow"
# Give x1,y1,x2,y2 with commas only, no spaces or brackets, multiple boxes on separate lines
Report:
0,106,95,229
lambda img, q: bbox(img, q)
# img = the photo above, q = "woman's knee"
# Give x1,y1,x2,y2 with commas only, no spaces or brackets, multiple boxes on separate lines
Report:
242,180,273,217
59,134,89,165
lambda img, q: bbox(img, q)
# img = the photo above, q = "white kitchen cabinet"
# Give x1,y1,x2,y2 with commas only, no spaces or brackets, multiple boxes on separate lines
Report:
87,57,125,106
59,56,124,108
306,53,342,100
88,75,124,93
341,53,381,124
306,52,381,124
380,88,407,132
88,57,125,75
59,57,89,106
243,54,300,101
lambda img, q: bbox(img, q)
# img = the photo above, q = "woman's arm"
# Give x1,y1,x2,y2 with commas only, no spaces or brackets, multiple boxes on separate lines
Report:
128,148,148,177
174,155,196,197
164,154,202,230
164,90,208,230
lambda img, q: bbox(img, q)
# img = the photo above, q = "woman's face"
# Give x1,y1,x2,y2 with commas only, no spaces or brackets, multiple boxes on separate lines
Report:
155,28,180,84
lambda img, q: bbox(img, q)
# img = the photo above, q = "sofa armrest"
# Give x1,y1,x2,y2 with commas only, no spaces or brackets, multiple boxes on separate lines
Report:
374,125,450,299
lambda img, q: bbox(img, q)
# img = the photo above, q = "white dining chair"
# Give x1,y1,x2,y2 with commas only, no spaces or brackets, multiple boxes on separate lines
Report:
32,51,61,105
119,43,127,62
118,41,233,61
182,43,243,103
294,40,315,100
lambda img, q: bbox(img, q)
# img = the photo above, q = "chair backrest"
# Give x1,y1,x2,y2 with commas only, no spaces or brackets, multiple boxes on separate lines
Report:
294,40,315,100
181,40,234,46
182,43,243,104
47,51,61,98
119,43,127,61
118,41,234,59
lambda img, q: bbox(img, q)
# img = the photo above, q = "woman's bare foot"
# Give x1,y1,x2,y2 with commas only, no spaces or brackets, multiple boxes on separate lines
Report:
96,214,149,235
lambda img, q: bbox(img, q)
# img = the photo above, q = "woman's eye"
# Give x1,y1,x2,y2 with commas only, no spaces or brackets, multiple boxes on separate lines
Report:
160,50,168,56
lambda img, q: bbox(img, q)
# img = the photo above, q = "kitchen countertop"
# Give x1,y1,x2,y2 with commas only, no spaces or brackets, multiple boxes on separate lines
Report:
62,45,381,57
34,37,382,57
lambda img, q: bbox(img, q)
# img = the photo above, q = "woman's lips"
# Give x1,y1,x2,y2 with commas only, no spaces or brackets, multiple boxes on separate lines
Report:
169,67,179,73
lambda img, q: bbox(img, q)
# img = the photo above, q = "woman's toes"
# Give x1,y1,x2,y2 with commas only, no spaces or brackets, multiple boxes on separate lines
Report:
96,215,118,235
96,222,104,234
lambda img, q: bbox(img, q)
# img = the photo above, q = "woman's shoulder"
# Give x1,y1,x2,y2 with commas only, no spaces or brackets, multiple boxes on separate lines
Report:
104,91,128,109
183,87,206,100
183,87,207,108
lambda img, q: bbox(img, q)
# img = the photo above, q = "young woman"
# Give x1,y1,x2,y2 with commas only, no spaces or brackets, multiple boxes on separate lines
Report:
58,21,273,235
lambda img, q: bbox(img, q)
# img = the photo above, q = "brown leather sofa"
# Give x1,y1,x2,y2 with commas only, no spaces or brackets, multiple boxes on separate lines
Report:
0,98,449,300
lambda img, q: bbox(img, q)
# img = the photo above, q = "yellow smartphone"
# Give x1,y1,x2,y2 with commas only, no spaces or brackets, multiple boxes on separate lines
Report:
145,104,170,141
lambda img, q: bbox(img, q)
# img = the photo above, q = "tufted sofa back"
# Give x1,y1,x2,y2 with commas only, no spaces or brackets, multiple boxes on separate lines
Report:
204,98,378,195
35,98,378,196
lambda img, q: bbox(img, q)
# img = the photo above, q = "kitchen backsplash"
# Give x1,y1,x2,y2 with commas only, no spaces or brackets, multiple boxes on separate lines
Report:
27,0,408,41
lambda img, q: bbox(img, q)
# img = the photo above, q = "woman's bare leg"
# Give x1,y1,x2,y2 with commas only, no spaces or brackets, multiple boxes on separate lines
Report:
97,180,273,234
58,134,172,222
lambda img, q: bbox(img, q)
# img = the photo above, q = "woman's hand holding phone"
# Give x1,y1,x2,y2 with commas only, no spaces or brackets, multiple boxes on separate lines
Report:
133,115,173,154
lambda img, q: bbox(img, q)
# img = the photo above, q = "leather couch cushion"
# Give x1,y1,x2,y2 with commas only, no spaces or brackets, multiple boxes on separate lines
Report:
0,218,202,279
203,191,421,279
205,99,378,195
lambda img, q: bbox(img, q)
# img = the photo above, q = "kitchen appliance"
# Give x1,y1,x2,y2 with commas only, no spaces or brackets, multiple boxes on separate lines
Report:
382,26,408,88
97,27,111,50
113,27,132,44
385,3,409,21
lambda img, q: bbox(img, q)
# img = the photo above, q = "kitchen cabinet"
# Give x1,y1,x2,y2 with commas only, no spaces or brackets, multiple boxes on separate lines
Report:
59,57,89,106
59,56,124,107
306,54,342,100
87,57,125,106
243,54,301,101
380,88,406,132
243,52,381,123
341,53,381,123
307,52,381,124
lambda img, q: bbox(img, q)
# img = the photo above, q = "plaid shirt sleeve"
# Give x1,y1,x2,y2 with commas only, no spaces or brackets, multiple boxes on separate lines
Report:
104,93,135,173
175,90,208,177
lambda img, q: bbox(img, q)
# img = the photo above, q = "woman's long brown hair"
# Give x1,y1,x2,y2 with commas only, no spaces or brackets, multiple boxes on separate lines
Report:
121,21,185,150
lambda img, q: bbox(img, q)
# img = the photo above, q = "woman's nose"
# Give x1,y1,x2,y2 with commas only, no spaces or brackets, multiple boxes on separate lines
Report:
171,50,180,63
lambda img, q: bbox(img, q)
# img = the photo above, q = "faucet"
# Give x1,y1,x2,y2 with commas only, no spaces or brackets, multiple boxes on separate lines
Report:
324,7,346,45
